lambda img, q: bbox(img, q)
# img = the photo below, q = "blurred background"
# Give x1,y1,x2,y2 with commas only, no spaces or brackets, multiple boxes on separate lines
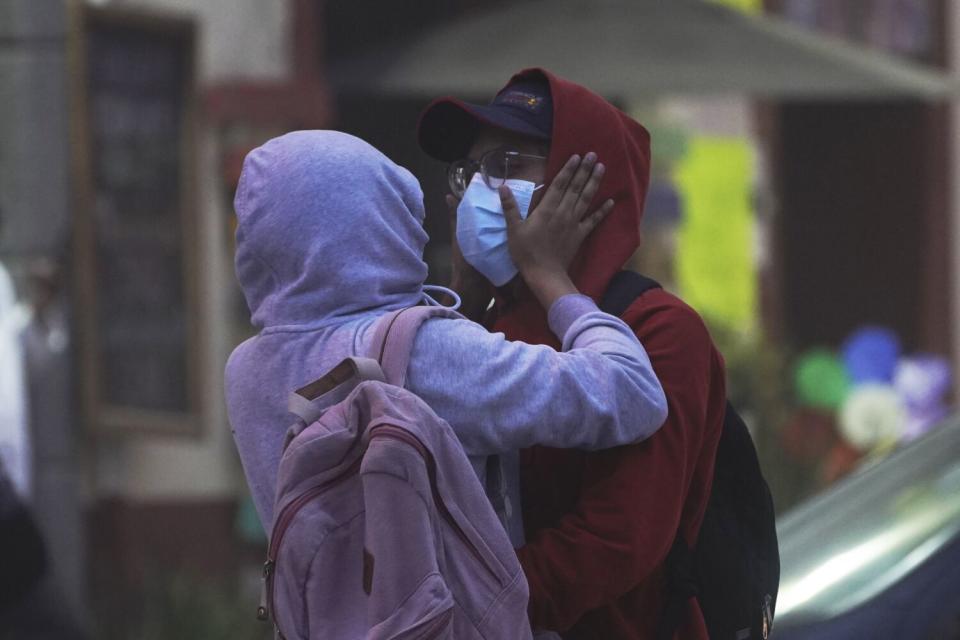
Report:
0,0,958,637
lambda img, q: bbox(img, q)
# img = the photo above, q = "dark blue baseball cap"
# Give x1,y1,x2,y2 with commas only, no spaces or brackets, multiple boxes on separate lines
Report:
417,80,553,162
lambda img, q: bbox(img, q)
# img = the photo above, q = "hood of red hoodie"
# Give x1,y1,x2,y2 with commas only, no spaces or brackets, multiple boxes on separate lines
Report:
492,68,652,346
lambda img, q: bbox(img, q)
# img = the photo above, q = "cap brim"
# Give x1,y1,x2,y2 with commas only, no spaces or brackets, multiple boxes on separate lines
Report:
417,98,550,162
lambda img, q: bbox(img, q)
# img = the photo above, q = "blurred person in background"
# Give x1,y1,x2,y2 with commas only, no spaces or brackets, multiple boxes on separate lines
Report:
0,207,85,639
417,68,726,640
0,207,30,502
21,253,87,628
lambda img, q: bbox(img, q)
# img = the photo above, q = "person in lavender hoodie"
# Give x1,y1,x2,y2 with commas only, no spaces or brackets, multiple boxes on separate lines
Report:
225,130,668,548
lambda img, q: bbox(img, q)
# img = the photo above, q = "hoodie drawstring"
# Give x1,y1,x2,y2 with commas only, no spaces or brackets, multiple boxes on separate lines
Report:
422,285,462,312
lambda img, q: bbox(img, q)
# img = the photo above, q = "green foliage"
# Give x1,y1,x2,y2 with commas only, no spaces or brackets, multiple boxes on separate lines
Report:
707,322,793,454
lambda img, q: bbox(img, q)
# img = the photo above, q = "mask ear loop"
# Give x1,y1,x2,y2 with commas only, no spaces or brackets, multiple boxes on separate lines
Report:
422,285,462,311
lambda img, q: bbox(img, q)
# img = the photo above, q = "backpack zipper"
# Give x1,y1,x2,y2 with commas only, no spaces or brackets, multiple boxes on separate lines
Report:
260,454,364,622
259,423,501,626
369,424,501,584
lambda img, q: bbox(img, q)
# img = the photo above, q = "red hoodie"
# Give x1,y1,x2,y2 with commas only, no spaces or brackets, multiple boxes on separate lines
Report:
491,69,726,639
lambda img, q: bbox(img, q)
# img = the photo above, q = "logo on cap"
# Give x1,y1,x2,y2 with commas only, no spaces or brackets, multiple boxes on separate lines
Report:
496,91,545,114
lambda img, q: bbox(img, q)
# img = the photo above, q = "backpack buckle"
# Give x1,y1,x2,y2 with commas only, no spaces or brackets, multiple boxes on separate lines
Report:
288,358,387,431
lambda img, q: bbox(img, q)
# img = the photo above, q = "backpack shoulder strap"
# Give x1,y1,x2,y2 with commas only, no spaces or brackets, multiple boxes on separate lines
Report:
369,305,462,387
600,271,662,317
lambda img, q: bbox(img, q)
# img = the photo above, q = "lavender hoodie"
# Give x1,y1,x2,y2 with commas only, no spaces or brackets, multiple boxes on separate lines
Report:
225,131,667,545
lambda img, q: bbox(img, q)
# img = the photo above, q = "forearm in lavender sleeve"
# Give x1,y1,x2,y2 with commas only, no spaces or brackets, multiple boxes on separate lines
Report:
405,294,668,455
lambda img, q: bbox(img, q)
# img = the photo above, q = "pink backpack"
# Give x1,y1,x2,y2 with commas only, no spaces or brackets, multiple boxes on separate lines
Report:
257,306,532,640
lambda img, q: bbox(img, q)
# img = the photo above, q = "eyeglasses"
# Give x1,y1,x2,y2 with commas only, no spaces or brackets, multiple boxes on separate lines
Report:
448,147,547,198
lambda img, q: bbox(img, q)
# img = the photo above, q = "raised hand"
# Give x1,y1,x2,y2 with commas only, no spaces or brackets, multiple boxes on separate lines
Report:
499,153,614,310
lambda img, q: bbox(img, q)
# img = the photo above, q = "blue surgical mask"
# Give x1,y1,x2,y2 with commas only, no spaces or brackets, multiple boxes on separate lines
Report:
456,173,536,287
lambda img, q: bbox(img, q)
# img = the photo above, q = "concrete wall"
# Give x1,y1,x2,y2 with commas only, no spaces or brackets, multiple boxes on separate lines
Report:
0,1,70,259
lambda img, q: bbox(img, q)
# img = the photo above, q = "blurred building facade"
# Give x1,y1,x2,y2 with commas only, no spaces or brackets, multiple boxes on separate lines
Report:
2,0,313,632
766,0,951,357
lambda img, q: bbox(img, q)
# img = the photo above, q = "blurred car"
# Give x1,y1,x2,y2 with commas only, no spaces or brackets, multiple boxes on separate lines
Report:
772,415,960,640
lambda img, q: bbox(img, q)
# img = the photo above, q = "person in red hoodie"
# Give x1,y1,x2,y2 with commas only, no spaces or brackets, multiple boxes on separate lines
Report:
418,68,726,639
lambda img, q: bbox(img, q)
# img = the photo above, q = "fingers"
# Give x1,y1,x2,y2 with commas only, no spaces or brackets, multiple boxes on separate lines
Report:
561,152,598,212
499,185,523,229
580,199,615,237
540,154,581,210
573,162,605,220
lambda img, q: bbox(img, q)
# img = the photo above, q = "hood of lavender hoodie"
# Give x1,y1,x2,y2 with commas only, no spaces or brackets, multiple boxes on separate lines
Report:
234,130,430,331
